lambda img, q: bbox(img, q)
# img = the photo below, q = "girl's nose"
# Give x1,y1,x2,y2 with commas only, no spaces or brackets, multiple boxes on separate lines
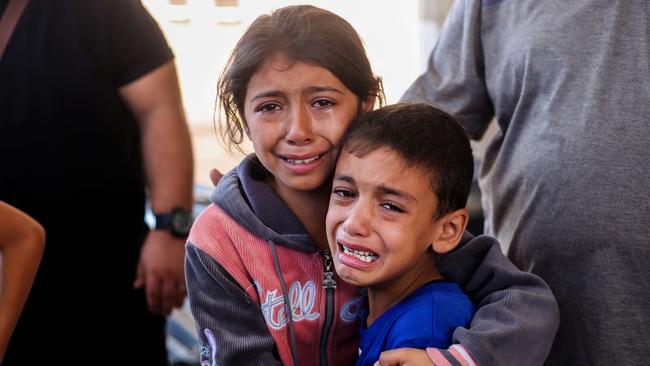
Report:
285,105,313,145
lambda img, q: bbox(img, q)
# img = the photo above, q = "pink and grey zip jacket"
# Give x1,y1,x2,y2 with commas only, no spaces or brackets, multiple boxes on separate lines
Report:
185,156,560,366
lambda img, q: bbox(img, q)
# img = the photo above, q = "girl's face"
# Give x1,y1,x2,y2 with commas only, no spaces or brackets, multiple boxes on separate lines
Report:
244,52,370,197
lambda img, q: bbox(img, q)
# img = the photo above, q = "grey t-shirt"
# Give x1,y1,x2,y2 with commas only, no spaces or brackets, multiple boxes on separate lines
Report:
402,0,650,365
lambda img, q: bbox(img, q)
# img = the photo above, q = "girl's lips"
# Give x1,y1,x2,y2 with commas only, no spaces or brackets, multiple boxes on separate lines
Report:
278,146,331,161
278,151,328,174
281,152,324,161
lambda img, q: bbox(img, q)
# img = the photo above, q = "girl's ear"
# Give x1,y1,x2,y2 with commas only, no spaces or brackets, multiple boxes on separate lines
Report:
431,208,469,254
361,96,375,113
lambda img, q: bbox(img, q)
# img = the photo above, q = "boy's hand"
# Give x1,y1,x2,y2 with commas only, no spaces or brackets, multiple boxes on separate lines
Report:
374,348,435,366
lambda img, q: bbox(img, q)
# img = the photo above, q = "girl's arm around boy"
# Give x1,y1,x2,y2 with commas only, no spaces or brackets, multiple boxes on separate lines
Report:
380,232,560,366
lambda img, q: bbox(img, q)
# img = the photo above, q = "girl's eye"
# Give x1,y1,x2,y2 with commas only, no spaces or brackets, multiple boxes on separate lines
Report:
257,103,281,113
381,202,405,213
313,99,334,109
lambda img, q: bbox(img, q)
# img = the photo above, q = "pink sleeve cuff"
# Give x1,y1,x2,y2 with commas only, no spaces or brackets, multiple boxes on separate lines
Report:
426,345,477,366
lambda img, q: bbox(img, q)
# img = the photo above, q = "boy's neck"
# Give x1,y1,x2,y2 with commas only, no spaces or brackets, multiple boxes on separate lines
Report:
366,252,442,326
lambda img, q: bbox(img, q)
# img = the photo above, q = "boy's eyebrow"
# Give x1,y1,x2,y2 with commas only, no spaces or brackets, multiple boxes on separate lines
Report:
333,174,355,184
377,185,416,203
333,174,416,203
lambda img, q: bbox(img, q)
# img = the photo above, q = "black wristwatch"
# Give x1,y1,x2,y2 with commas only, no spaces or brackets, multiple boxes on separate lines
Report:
154,207,193,238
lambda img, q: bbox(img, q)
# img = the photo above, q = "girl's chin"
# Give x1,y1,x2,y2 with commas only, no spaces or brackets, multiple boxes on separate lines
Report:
269,173,328,193
284,177,332,193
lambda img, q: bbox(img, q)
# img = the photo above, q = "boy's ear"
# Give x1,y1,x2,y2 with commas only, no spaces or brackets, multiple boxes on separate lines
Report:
431,208,469,254
361,96,375,113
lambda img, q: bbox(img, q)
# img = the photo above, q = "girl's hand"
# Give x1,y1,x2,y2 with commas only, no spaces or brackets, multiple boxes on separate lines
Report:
210,168,224,186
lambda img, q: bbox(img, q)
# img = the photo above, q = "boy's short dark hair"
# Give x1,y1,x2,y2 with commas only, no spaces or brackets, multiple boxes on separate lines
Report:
340,103,474,219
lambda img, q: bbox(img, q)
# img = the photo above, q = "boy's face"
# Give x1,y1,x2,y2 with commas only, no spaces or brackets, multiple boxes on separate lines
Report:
326,146,442,291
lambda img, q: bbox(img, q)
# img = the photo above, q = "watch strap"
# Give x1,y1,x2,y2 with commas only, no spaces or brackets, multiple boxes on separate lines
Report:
153,207,192,238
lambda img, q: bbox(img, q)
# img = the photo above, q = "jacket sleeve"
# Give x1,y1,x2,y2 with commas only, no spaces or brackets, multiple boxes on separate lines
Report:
185,243,281,366
434,233,560,366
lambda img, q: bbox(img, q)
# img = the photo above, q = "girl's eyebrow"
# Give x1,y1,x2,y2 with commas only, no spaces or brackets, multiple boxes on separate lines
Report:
250,90,286,102
249,86,342,102
305,86,344,94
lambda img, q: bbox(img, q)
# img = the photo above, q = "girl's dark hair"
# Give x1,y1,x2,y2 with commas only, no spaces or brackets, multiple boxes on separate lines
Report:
216,5,384,152
341,103,474,219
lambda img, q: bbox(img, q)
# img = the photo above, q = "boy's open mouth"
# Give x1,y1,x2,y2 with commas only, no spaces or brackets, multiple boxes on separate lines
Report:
339,242,379,263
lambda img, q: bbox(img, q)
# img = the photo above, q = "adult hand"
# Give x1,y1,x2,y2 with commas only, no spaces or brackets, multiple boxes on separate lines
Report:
210,168,224,186
133,230,186,316
374,348,435,366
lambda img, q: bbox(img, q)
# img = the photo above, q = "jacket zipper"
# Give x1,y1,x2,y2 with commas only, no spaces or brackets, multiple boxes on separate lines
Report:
320,250,337,366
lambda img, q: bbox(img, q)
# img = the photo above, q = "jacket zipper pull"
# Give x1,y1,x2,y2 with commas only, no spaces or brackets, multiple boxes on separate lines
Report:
322,250,337,289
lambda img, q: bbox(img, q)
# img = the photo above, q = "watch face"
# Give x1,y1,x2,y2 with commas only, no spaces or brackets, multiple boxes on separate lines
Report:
171,208,193,236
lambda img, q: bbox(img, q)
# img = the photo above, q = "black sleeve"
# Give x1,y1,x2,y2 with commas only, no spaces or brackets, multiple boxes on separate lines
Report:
104,0,174,86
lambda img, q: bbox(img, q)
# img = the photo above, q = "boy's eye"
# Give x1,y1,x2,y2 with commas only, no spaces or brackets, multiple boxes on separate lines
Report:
332,188,355,199
380,202,405,213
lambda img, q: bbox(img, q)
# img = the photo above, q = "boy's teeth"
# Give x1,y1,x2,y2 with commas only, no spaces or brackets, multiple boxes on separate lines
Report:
342,244,378,263
286,155,320,164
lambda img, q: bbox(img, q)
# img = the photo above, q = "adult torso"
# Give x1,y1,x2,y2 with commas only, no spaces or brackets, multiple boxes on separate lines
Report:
479,1,650,364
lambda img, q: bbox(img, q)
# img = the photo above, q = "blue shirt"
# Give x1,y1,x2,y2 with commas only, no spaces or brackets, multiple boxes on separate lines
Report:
356,281,474,366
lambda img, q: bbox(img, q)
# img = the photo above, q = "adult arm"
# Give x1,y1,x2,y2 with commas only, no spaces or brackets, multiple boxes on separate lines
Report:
0,202,45,361
186,243,281,365
120,60,194,316
400,0,493,139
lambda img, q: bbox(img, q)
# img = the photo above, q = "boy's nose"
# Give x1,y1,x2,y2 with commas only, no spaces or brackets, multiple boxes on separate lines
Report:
343,202,371,237
285,105,313,145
